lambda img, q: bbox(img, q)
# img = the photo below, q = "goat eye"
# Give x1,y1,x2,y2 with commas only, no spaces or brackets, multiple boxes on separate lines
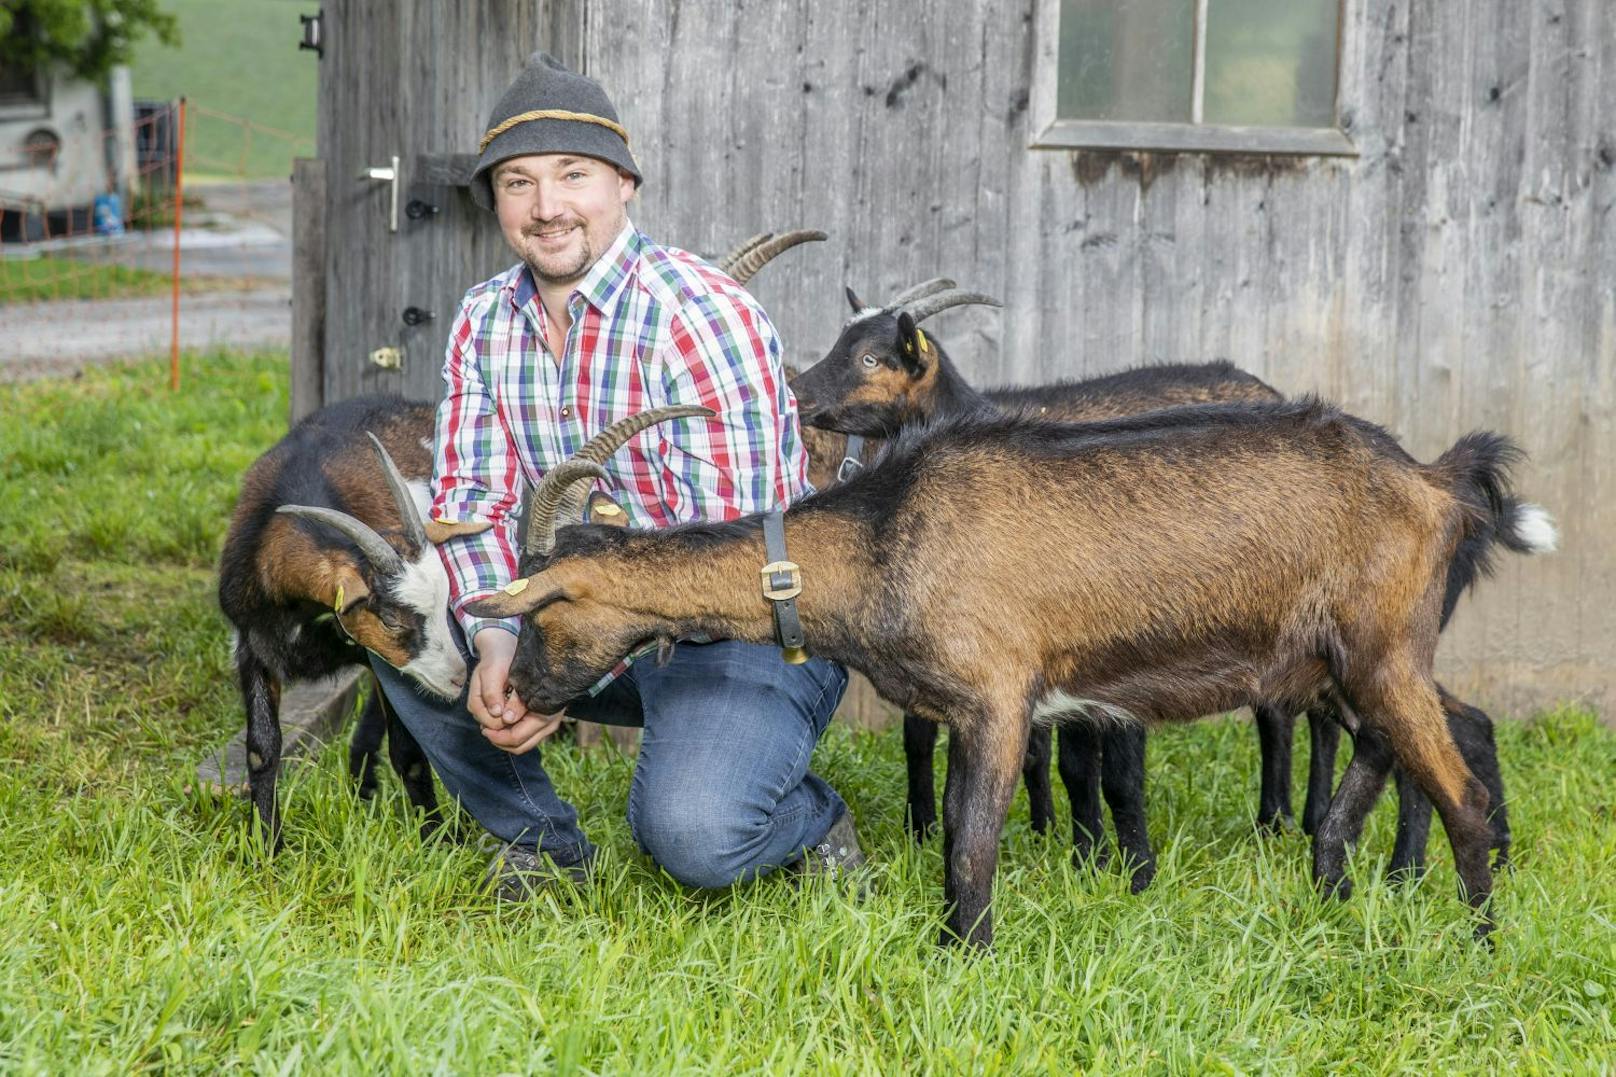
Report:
861,354,878,368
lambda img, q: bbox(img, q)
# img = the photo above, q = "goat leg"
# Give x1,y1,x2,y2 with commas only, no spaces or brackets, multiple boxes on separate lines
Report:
1313,725,1394,901
902,712,940,842
1301,704,1340,836
237,648,284,853
348,679,387,800
1023,725,1055,835
939,715,1026,949
1100,723,1155,892
1253,703,1296,830
1056,723,1108,870
1388,688,1512,879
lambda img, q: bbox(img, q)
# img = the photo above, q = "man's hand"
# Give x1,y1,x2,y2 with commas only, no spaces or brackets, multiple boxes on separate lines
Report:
470,628,565,754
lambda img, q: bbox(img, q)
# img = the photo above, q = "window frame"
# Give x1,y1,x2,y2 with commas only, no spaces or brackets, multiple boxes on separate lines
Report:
1029,0,1357,157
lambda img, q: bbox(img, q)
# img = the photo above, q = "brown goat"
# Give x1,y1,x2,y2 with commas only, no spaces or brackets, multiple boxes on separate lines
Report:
470,400,1551,948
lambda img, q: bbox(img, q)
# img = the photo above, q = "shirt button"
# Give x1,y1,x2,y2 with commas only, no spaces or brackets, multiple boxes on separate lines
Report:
560,406,571,418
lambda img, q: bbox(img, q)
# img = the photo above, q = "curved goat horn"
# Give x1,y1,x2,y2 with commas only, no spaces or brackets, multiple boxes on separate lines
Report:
726,230,828,286
902,289,1003,325
522,460,611,558
521,404,716,557
277,505,404,577
366,432,427,551
884,277,956,310
716,233,772,275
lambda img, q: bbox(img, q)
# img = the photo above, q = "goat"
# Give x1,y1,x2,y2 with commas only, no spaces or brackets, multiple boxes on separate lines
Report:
792,283,1517,883
218,395,463,848
469,399,1553,948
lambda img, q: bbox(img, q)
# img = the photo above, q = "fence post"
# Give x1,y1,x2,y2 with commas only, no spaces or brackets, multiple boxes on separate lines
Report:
290,157,328,423
168,97,187,391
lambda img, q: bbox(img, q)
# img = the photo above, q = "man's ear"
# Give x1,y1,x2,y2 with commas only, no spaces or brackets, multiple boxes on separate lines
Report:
896,311,929,376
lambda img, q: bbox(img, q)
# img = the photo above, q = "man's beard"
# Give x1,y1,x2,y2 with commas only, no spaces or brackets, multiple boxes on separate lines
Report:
523,222,593,284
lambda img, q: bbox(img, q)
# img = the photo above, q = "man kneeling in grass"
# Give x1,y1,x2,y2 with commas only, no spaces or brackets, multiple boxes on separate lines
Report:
369,52,862,898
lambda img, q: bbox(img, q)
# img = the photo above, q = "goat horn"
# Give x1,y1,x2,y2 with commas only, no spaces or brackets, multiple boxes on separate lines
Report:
521,405,716,557
522,460,611,558
902,289,1003,325
726,230,828,286
716,233,772,275
884,277,956,309
277,505,404,577
366,433,427,551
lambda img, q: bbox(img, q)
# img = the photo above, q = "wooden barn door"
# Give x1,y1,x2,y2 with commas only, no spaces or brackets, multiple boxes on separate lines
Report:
311,0,563,406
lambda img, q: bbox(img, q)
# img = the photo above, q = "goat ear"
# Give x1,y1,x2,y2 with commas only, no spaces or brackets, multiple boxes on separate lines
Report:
329,565,371,615
425,518,493,544
464,577,570,619
896,311,927,376
586,491,631,528
845,284,866,313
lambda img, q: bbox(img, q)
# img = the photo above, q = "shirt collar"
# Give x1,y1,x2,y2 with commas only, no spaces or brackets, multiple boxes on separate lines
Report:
505,219,643,321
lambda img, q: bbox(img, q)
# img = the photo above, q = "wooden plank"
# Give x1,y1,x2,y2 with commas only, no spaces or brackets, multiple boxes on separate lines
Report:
290,156,327,423
196,667,366,797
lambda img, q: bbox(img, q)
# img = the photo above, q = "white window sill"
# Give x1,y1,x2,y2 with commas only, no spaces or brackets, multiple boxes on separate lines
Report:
1032,119,1357,157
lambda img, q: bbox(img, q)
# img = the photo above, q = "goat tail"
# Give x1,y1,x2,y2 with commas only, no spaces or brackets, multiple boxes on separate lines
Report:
1433,432,1558,628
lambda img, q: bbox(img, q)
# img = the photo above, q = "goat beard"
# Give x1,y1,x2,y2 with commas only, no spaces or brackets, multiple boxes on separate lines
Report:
655,635,677,668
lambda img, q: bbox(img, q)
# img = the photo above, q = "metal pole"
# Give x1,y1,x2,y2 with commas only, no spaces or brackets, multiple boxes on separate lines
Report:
169,97,187,391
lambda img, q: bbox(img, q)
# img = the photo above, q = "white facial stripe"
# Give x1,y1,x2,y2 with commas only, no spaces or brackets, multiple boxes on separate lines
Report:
391,546,466,699
845,306,884,326
405,479,432,522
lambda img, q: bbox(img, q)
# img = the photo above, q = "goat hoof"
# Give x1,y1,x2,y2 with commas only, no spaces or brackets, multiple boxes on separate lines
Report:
1317,873,1353,901
1127,861,1157,894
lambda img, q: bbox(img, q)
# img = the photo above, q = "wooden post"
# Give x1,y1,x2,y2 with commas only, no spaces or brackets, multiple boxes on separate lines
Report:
290,157,328,423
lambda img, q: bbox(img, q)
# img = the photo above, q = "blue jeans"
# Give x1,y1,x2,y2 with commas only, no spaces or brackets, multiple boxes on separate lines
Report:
369,637,848,888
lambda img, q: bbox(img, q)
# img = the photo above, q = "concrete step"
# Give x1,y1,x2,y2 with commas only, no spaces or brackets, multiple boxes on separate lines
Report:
197,666,366,796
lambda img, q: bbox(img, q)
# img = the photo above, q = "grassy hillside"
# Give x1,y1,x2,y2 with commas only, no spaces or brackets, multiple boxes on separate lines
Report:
129,0,317,180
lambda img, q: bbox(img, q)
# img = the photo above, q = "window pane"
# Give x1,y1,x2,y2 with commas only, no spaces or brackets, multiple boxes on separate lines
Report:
1203,0,1339,127
1057,0,1195,123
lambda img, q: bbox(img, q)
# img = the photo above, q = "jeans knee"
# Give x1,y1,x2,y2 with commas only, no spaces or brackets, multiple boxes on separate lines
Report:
631,800,775,890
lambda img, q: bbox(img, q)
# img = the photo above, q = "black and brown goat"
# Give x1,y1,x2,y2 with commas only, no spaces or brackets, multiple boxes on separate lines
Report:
218,395,463,848
471,400,1553,947
791,284,1520,885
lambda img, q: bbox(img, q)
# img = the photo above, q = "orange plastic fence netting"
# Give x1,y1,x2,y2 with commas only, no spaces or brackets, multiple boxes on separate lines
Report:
0,101,312,387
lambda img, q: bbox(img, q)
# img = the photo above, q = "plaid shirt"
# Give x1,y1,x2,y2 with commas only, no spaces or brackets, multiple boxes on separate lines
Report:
430,221,810,687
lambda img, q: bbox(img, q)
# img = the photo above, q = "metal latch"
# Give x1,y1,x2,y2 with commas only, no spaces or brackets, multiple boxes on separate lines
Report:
360,154,400,232
369,346,402,370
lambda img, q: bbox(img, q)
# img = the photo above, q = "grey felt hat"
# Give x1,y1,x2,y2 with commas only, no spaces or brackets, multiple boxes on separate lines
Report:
470,51,642,211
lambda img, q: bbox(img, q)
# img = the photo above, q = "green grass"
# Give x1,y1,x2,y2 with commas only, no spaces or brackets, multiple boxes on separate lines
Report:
1,354,1613,1070
129,0,316,180
0,256,177,304
0,255,265,306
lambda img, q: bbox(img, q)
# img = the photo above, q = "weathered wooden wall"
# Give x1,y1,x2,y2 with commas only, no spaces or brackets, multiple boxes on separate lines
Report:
572,0,1612,718
302,0,1611,719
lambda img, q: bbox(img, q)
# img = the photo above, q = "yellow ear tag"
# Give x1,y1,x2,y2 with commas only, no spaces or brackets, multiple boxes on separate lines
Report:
333,584,345,613
915,329,928,353
502,578,530,597
594,502,621,518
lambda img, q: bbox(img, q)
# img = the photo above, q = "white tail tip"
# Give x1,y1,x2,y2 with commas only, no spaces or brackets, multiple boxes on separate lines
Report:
1514,503,1559,554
